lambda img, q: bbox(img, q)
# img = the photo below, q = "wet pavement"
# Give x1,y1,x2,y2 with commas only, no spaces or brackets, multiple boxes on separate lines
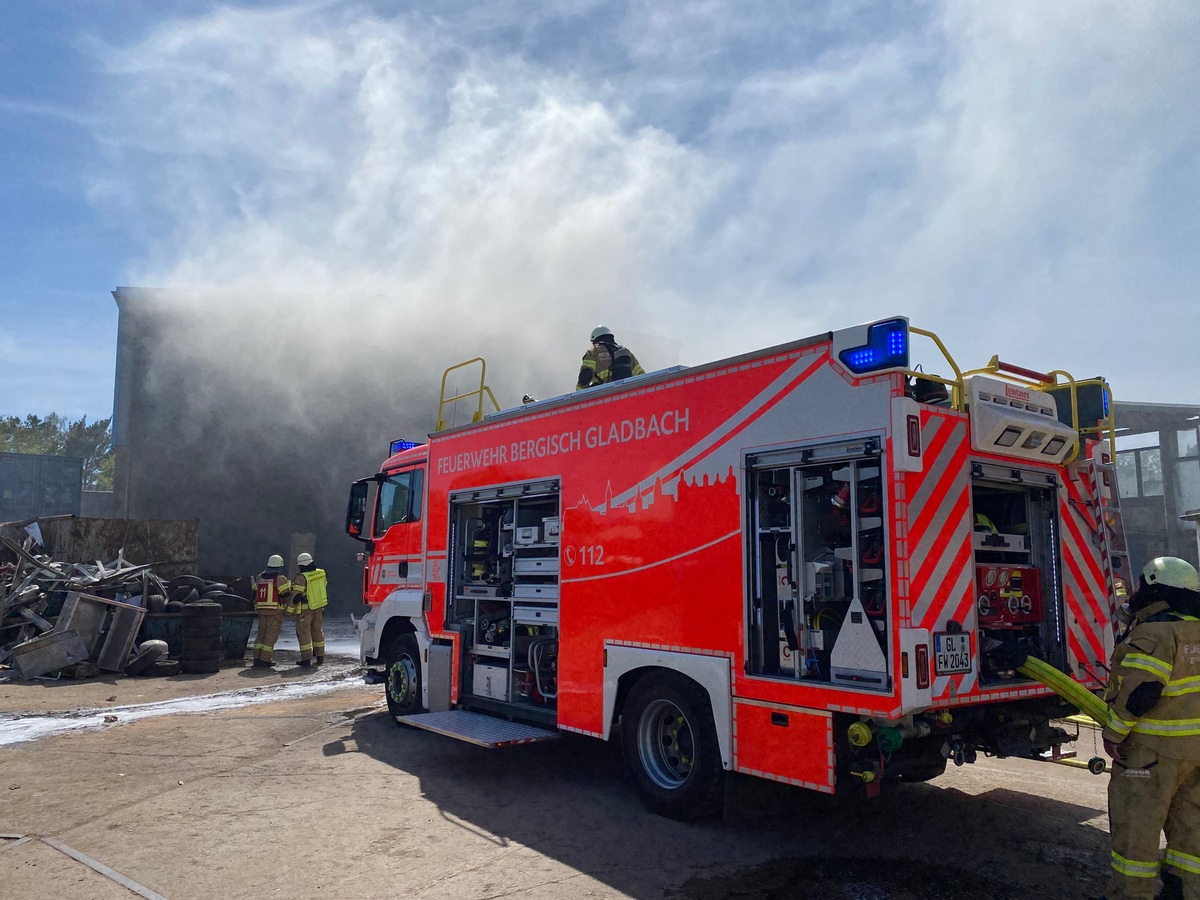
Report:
0,615,368,747
0,659,362,746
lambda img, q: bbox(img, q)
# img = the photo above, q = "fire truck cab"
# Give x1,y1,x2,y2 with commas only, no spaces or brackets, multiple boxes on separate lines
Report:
347,316,1125,819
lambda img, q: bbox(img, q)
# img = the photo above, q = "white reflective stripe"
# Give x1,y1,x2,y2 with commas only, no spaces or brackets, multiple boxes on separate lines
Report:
1165,849,1200,875
1123,653,1173,680
1163,675,1200,697
1112,851,1159,877
1107,709,1135,736
1132,717,1200,736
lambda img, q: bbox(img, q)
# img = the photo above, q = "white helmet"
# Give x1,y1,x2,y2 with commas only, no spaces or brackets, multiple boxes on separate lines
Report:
590,326,613,342
297,552,314,566
267,554,284,568
1142,557,1200,592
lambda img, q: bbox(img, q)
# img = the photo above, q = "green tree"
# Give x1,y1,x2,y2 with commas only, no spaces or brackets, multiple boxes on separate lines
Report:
0,413,114,490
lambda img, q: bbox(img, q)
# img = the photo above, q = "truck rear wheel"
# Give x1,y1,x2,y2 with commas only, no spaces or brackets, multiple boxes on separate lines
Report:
385,634,424,723
621,673,725,820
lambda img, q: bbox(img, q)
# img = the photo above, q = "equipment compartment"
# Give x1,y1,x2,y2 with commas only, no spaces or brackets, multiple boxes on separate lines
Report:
746,438,891,691
970,468,1065,685
448,481,561,716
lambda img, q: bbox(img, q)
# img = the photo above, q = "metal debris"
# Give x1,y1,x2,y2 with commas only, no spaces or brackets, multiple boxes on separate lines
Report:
1,534,163,676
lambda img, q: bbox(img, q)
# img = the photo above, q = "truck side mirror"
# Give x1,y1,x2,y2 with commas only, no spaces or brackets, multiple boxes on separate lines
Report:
346,481,370,542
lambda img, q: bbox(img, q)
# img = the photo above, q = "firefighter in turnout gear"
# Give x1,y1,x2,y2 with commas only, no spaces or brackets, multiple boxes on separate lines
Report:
576,326,644,391
288,552,329,666
253,554,294,668
1103,556,1200,899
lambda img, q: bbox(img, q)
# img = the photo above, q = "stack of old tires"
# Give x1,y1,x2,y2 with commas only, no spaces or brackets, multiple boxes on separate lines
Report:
181,600,223,674
149,575,255,615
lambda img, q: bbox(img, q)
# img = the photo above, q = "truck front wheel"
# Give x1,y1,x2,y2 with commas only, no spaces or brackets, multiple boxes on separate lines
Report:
621,673,725,820
385,633,424,722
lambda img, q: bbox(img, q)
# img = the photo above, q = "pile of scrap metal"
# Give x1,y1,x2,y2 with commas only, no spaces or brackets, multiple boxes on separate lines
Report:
0,534,247,680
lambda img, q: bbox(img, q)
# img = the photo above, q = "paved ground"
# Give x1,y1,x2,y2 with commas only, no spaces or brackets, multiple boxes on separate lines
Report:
1,654,1114,899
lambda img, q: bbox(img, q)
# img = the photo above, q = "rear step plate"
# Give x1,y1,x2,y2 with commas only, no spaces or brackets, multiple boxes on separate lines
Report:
396,710,559,747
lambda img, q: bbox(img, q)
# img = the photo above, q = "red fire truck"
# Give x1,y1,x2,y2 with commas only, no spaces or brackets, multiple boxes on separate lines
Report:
346,315,1127,819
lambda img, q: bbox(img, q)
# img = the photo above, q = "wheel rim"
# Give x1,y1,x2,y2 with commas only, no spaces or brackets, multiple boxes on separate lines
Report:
388,653,418,713
637,698,695,789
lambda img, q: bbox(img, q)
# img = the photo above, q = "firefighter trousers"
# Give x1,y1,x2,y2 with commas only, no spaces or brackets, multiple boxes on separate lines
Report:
295,607,315,662
309,607,325,660
254,610,284,663
1108,741,1200,899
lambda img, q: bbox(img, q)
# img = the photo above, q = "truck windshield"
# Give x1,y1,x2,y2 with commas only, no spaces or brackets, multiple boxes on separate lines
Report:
375,469,424,535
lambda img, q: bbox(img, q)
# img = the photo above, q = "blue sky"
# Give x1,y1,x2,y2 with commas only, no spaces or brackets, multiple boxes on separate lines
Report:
3,0,1200,423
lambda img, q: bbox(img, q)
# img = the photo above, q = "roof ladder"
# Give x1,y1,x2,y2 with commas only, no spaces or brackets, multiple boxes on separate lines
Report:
1085,444,1131,630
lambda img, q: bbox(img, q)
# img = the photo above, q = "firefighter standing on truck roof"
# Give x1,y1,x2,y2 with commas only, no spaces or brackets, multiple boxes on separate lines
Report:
1103,556,1200,900
287,552,329,667
253,554,293,669
576,326,644,390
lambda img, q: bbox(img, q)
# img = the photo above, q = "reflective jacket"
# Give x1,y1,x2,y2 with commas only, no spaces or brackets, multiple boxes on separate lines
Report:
1104,606,1200,758
291,568,328,612
576,342,645,390
255,571,293,611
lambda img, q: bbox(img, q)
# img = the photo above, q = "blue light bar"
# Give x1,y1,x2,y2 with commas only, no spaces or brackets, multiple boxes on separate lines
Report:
389,439,422,454
1102,386,1109,418
838,318,909,374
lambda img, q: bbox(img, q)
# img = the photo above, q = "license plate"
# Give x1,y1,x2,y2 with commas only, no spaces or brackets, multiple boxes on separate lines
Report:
934,632,972,675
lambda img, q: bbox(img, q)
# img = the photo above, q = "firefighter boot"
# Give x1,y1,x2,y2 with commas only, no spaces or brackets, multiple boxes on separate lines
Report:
1157,869,1183,900
315,656,324,665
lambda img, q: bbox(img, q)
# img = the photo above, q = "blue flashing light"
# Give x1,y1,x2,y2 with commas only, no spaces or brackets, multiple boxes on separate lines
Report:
389,439,422,455
838,318,909,374
1102,386,1110,418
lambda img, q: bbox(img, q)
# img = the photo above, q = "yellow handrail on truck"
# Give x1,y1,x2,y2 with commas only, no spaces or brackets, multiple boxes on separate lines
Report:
436,358,501,432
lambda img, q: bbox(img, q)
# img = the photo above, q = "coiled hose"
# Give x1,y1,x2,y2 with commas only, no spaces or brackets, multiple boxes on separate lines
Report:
1017,655,1108,723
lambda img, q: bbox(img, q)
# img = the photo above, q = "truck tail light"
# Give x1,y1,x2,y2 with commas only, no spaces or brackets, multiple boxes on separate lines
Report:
915,644,930,689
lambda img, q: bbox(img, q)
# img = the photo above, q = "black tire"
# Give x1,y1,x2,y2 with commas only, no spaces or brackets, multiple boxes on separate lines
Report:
620,673,725,820
183,637,224,654
183,601,222,617
180,651,223,662
124,646,163,676
147,595,167,614
164,600,186,614
200,583,229,596
385,634,425,722
182,628,223,643
183,619,223,633
210,593,253,613
152,659,182,677
168,575,206,593
170,587,200,604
